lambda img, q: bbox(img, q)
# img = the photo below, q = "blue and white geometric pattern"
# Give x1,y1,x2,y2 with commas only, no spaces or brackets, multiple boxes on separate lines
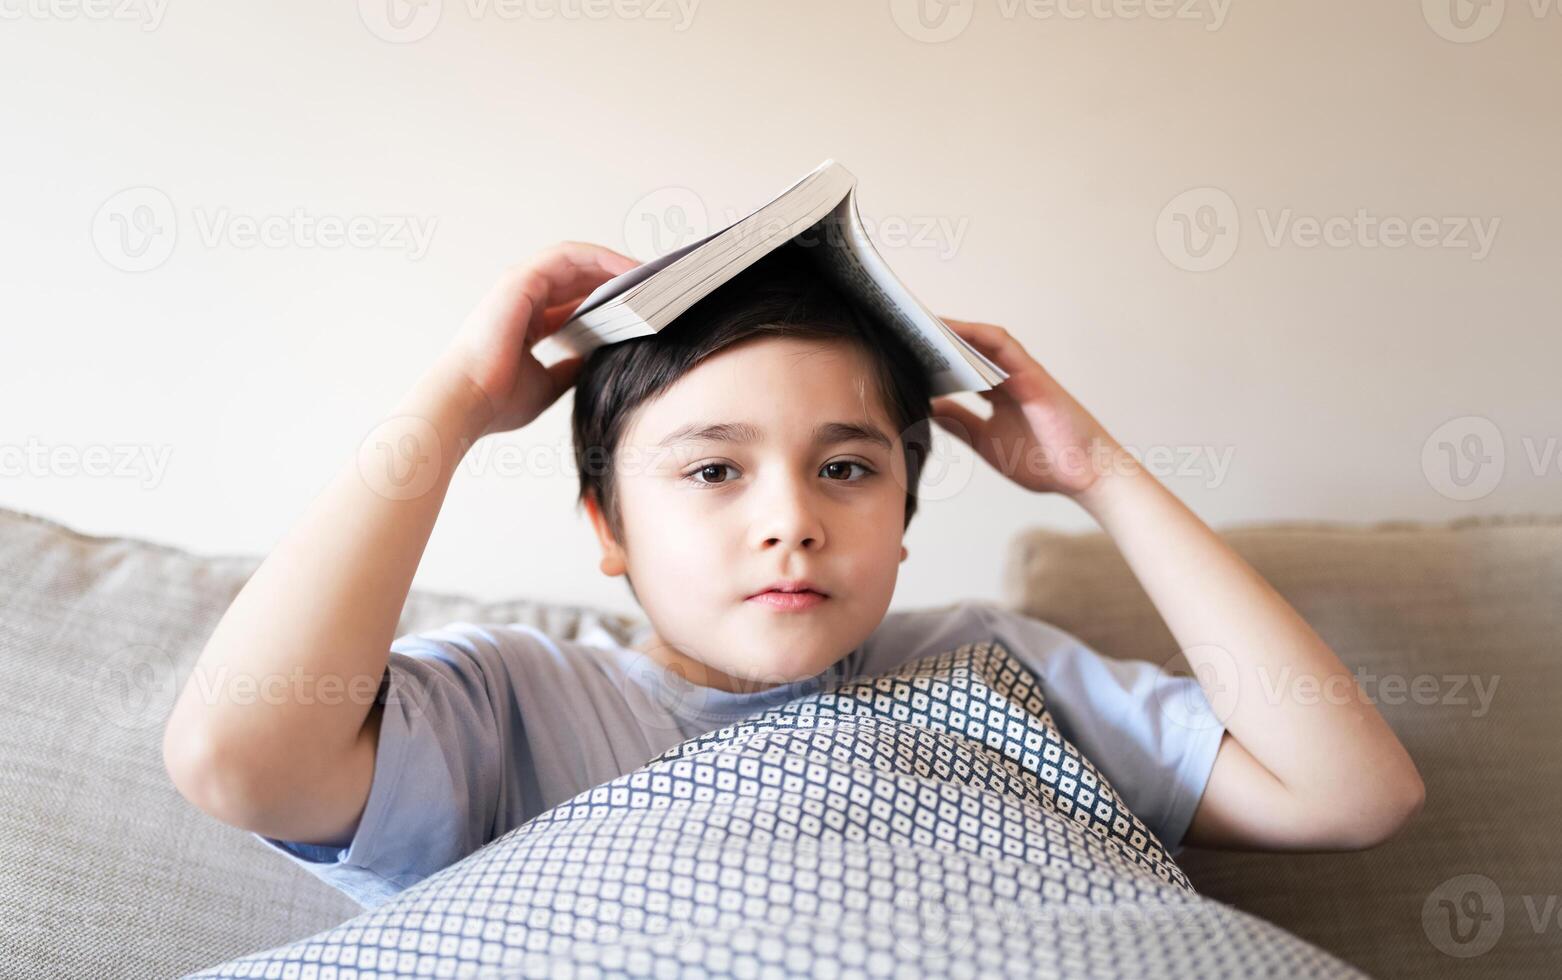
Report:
188,640,1365,978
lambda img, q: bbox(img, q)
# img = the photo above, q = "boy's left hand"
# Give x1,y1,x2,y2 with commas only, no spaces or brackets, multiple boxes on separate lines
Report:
930,318,1126,498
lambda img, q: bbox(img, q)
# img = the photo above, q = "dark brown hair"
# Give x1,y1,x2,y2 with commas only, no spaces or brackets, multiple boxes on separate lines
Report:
571,241,934,595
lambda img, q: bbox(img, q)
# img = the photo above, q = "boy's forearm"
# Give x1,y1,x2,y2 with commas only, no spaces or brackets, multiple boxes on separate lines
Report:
163,356,494,784
1073,465,1422,820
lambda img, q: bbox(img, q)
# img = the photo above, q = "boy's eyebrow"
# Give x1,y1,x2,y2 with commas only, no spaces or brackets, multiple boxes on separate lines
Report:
655,420,893,451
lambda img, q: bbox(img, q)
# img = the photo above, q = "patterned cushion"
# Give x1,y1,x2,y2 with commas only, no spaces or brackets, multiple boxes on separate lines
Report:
187,640,1362,979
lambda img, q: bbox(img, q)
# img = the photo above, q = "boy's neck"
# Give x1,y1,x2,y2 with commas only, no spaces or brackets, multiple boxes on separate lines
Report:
630,631,791,696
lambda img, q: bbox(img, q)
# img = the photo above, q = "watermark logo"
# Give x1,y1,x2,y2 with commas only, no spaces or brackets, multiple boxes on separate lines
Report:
1154,644,1242,731
0,438,173,490
1423,874,1505,956
1153,645,1501,732
90,188,439,271
0,0,169,30
357,414,444,500
891,0,1230,43
92,643,180,731
360,0,444,43
1421,415,1505,501
1157,187,1501,270
623,185,710,262
359,0,701,42
906,417,979,503
889,0,977,43
1422,0,1506,43
166,662,425,720
92,187,178,272
1155,187,1240,272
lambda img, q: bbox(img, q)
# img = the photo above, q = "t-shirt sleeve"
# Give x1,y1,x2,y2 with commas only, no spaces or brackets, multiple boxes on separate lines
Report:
971,602,1226,856
248,625,522,909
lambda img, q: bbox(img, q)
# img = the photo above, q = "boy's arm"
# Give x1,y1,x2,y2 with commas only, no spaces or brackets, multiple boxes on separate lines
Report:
161,242,639,845
161,360,492,842
929,316,1424,853
1073,465,1426,851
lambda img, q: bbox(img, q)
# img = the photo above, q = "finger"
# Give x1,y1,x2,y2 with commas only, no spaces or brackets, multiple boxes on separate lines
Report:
521,242,641,341
941,317,1054,401
473,243,640,349
940,317,1026,363
533,240,640,292
929,397,987,448
542,297,589,333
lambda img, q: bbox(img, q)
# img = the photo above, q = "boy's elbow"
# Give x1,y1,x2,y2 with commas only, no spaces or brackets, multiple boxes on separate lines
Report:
1335,770,1426,850
1385,770,1428,840
162,722,261,828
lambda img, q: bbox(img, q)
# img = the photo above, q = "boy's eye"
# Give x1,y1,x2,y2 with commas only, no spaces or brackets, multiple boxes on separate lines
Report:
688,463,736,486
682,460,876,487
821,460,873,482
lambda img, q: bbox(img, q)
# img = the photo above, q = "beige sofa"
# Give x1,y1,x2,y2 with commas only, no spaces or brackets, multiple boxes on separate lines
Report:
2,504,1556,978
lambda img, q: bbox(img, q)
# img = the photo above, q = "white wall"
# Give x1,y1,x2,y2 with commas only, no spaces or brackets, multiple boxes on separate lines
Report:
2,1,1557,617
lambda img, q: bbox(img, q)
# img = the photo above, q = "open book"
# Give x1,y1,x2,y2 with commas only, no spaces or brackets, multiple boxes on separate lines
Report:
538,159,1008,396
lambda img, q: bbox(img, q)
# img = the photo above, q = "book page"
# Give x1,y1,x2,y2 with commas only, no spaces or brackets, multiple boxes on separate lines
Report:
805,191,1007,396
566,224,726,322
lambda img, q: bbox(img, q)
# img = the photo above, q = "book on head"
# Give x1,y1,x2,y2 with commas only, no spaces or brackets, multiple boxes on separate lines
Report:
536,159,1009,396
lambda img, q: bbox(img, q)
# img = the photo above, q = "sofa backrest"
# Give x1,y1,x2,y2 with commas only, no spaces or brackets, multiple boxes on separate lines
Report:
6,502,1557,979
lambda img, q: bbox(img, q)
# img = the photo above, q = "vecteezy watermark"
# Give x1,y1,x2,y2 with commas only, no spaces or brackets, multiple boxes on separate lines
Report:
364,427,1232,504
1420,415,1559,501
1261,665,1500,719
357,414,445,501
91,187,439,272
0,438,173,490
91,643,180,731
1423,874,1562,958
170,662,412,713
357,0,701,43
889,0,1231,44
986,439,1237,491
921,420,1238,495
0,0,169,30
622,185,709,261
1152,644,1502,731
1155,187,1501,271
621,183,972,263
1421,0,1562,44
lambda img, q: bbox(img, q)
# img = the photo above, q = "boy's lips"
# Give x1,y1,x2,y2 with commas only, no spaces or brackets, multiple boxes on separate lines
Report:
745,579,829,599
746,590,829,612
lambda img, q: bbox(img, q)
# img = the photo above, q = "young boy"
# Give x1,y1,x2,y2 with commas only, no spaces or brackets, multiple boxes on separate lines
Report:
162,240,1425,911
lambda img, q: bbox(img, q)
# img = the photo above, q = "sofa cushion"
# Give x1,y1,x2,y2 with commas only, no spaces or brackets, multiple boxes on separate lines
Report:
188,638,1364,979
0,505,643,980
1001,513,1562,979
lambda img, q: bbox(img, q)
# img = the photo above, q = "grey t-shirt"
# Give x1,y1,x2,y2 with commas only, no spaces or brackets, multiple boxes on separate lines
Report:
253,600,1226,909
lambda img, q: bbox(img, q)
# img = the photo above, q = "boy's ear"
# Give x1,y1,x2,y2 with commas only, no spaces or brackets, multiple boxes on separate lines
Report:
583,490,628,577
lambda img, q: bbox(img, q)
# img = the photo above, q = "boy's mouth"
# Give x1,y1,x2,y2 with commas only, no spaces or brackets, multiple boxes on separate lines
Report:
746,590,829,612
746,578,829,599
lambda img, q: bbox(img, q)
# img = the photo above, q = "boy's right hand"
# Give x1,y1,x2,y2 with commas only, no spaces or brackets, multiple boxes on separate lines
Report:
441,241,640,438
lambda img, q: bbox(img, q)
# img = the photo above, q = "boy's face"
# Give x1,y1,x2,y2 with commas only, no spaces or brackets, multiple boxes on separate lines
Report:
588,334,913,695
